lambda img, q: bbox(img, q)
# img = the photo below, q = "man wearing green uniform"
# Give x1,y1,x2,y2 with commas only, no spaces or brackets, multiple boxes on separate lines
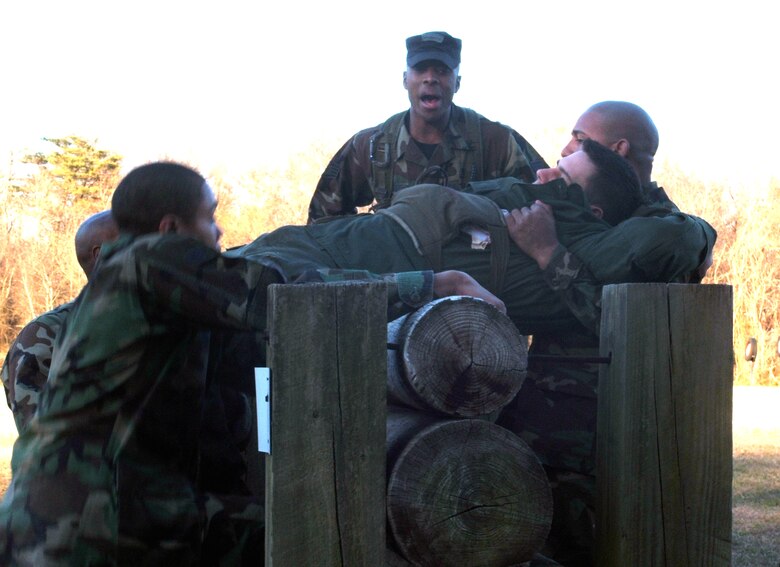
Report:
0,162,492,565
499,101,698,566
1,210,118,434
307,31,547,222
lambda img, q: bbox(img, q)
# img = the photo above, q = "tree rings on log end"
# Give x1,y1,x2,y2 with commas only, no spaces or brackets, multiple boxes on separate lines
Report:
387,419,552,566
389,296,528,417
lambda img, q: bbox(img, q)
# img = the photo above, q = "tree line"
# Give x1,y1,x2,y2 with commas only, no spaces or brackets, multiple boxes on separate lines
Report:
1,137,777,385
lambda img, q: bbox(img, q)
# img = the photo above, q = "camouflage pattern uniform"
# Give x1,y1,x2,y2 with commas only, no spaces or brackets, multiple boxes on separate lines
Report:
497,185,693,567
0,232,438,566
307,105,548,222
1,302,74,434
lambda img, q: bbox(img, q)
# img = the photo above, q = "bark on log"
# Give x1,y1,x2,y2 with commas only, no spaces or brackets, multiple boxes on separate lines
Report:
387,415,552,567
387,296,528,418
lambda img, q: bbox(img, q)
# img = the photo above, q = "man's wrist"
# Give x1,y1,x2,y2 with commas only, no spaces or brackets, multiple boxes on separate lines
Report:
542,245,584,291
532,242,559,270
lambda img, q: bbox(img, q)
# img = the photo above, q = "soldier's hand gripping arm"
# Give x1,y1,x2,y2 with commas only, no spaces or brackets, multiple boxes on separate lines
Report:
505,201,604,334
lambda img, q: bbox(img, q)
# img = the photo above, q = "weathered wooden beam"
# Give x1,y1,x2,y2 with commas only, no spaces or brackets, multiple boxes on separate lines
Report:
597,283,733,566
265,282,387,566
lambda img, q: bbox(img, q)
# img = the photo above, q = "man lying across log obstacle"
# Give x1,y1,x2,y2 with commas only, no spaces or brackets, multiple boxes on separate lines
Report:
231,138,716,336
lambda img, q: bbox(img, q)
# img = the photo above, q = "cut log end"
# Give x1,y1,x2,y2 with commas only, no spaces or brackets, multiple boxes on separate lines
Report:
391,296,528,417
387,419,552,567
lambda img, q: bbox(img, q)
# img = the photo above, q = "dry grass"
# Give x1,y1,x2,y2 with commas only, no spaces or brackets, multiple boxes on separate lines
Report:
0,386,777,564
732,387,780,567
656,163,780,387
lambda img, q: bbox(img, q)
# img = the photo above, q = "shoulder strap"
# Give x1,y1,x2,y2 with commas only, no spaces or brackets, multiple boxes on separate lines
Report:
457,107,484,183
370,111,407,209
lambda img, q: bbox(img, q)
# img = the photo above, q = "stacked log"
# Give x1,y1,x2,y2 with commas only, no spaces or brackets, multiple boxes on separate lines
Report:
386,408,552,566
385,297,551,566
387,296,528,418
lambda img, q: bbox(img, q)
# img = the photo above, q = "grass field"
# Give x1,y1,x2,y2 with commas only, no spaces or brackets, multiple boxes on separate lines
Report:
732,387,780,566
0,386,777,565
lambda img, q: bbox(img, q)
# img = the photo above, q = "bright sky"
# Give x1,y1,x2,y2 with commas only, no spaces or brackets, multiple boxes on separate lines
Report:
1,0,777,190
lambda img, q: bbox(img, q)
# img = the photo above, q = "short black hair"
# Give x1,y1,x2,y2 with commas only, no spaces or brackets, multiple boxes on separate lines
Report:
111,162,205,235
581,139,646,225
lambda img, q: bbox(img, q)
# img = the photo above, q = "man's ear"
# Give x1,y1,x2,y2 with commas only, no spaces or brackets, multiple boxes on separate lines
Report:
403,71,408,90
590,204,604,219
612,138,630,157
159,214,179,234
454,75,461,93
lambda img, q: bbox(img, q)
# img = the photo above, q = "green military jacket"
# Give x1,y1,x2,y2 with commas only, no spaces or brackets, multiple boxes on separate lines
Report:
0,232,437,565
496,178,703,475
239,180,716,336
307,105,547,222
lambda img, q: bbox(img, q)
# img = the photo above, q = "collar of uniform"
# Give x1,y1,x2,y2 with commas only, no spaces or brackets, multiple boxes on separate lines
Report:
100,232,136,260
397,105,470,164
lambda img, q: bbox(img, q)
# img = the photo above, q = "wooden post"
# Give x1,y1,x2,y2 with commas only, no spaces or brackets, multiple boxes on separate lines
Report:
597,283,733,566
264,282,387,566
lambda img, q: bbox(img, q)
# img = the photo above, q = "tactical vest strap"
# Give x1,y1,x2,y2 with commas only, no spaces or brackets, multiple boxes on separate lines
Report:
460,106,483,187
370,107,485,209
370,111,407,209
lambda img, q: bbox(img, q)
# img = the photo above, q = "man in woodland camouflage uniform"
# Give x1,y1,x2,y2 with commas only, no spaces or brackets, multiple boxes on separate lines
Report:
0,162,497,566
1,210,118,434
497,101,707,567
307,31,547,222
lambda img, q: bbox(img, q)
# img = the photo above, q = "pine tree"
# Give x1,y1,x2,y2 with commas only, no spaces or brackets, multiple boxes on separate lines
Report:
23,136,123,206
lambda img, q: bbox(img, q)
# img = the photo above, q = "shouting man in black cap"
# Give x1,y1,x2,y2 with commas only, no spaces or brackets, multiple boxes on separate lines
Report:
307,31,547,223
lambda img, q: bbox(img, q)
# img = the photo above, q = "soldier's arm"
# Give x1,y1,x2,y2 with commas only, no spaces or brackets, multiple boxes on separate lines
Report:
574,212,717,285
553,212,716,333
1,319,58,433
138,236,501,330
130,235,286,332
295,268,504,320
507,204,717,334
307,131,377,223
540,247,603,334
505,201,603,333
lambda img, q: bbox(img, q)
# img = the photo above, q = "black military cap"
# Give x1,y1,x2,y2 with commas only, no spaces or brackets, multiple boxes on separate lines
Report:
406,31,461,70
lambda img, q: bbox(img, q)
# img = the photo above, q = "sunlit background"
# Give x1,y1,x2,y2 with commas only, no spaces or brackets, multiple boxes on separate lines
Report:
1,0,777,190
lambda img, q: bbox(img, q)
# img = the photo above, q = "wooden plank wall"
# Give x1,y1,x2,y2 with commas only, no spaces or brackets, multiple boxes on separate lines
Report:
597,283,733,566
264,282,387,566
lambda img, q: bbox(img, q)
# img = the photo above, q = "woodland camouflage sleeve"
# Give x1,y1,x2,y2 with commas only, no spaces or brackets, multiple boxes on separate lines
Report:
542,245,603,335
541,211,717,335
103,235,286,333
0,312,65,433
307,130,378,223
